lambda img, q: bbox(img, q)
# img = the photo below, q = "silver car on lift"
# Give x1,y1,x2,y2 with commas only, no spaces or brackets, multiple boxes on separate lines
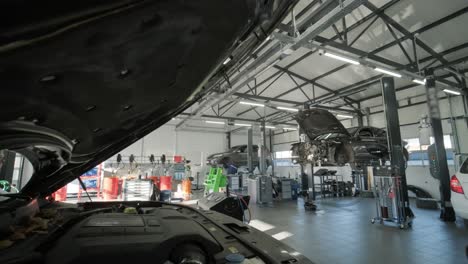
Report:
207,145,272,168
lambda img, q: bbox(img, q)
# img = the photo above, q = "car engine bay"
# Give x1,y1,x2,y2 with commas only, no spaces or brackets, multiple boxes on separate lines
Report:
0,200,309,264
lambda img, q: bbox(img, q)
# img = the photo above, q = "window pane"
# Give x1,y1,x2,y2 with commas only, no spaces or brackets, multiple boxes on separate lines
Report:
429,135,452,149
405,138,420,152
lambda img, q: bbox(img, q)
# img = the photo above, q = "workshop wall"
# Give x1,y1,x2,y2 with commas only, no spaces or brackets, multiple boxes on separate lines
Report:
117,125,266,166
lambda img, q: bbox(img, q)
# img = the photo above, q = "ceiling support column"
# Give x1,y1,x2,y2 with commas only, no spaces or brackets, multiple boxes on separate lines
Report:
424,69,456,221
247,128,253,173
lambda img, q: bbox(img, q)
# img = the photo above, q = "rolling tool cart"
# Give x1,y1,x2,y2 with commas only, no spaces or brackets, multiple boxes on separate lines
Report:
371,166,413,229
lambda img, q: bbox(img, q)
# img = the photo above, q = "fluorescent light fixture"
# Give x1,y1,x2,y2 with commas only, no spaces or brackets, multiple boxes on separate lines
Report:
374,67,402,78
324,52,360,65
265,126,276,129
337,114,353,119
412,79,426,85
234,123,252,127
277,106,299,112
239,101,265,107
205,120,225,125
443,88,461,95
223,57,232,65
171,118,178,121
283,127,297,131
324,133,332,139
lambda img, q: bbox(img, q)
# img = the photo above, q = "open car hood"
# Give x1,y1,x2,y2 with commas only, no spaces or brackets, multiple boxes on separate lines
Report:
295,109,350,140
0,0,296,197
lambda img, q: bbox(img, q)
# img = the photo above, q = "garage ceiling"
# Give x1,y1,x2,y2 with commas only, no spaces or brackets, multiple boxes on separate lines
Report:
174,0,468,132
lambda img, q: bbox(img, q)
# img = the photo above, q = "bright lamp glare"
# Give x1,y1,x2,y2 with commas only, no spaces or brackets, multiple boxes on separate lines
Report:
337,114,353,119
324,52,360,65
443,89,461,95
265,126,276,129
283,127,297,131
239,101,265,107
374,68,402,78
412,79,426,85
234,123,252,127
205,120,225,125
277,106,299,112
223,57,231,65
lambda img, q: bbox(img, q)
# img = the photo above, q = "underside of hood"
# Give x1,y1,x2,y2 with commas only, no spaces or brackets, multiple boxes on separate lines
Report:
295,109,350,140
0,0,296,196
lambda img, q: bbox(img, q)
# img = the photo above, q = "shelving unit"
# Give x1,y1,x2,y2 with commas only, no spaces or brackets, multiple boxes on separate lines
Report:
313,173,345,198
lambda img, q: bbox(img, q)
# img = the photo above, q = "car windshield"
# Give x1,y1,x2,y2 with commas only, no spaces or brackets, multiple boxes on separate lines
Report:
346,127,359,135
229,145,258,153
460,157,468,174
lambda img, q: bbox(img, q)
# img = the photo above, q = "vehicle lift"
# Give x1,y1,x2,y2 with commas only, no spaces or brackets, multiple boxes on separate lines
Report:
371,77,414,228
300,163,317,211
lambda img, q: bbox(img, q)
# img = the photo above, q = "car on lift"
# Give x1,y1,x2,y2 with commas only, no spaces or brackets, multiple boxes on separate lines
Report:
0,0,313,263
451,156,468,225
206,145,272,168
292,109,407,166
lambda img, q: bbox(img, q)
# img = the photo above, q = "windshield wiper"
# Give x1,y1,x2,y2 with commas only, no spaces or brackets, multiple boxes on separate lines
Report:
0,193,32,201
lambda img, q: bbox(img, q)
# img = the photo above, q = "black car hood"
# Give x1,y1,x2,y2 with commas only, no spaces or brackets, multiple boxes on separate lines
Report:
0,0,296,197
295,109,350,140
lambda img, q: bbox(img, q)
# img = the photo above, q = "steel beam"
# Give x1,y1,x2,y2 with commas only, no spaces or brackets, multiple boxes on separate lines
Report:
177,0,365,128
226,132,231,149
234,93,357,113
260,122,267,174
247,128,253,172
227,0,398,118
177,113,296,126
365,2,468,77
424,68,456,222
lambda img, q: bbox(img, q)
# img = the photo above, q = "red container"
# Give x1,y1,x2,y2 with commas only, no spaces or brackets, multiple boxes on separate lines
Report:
173,156,183,163
159,176,172,191
182,179,191,194
54,185,67,201
103,177,120,200
182,179,191,200
149,176,160,187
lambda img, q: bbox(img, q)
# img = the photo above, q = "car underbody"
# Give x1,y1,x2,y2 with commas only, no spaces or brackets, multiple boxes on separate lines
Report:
292,109,397,167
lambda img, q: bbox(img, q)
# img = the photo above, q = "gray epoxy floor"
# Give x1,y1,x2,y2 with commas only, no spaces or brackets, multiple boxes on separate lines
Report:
247,197,468,264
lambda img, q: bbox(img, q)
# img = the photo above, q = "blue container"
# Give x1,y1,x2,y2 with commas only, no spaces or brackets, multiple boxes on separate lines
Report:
291,182,299,200
159,190,171,202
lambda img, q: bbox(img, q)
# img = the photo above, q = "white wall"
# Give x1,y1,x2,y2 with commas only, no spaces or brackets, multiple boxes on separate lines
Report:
118,125,226,165
117,125,268,165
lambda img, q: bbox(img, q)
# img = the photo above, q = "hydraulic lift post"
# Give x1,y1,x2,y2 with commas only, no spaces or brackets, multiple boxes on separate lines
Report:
247,127,253,173
381,77,413,219
424,69,456,221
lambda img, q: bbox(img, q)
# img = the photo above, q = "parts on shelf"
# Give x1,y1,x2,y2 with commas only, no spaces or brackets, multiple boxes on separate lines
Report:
122,179,154,201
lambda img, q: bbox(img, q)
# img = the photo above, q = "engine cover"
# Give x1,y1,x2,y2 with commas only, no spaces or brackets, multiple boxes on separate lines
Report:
46,209,221,264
